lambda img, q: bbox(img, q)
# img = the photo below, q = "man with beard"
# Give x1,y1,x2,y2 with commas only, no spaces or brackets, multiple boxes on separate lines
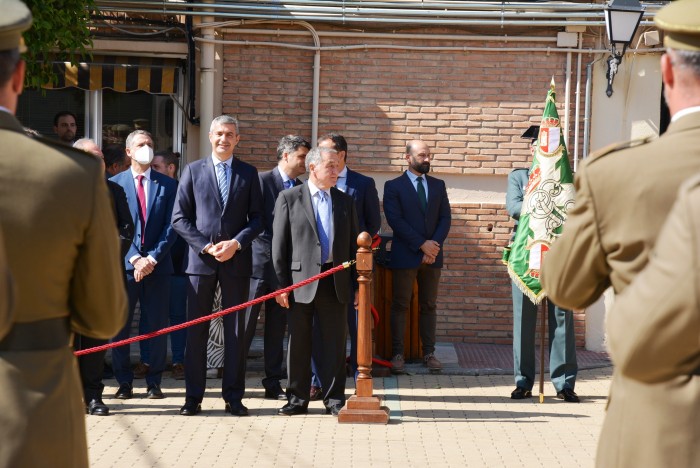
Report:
53,110,78,144
383,140,451,373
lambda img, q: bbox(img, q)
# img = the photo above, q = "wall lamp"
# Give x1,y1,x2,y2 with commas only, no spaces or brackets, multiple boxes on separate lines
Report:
604,0,645,97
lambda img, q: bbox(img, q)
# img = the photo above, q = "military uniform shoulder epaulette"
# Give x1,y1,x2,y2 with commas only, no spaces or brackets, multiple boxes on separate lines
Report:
585,134,657,163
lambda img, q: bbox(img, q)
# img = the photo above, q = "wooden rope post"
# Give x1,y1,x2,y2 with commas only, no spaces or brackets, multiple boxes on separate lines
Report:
338,232,390,424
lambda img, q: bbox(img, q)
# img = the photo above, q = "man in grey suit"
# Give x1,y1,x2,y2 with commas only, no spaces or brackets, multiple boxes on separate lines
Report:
506,126,578,402
272,147,359,416
243,134,310,400
172,115,263,416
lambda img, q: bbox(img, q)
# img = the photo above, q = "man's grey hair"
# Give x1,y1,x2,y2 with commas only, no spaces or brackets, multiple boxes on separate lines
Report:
210,115,239,134
125,129,153,149
669,47,700,77
305,146,337,171
73,138,96,151
277,134,311,160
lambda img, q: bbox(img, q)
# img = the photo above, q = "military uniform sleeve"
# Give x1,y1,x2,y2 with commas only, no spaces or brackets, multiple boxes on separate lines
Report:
69,167,128,338
541,164,611,309
607,181,700,383
0,227,14,341
506,170,524,221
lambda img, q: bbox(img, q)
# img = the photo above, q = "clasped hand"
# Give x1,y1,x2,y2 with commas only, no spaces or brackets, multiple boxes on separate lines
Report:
133,257,156,282
207,240,239,262
420,240,440,265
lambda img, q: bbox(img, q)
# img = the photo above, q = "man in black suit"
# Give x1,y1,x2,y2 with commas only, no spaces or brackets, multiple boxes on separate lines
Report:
243,135,310,400
172,115,263,416
383,140,451,373
109,130,178,400
273,147,359,416
312,133,381,391
72,138,134,415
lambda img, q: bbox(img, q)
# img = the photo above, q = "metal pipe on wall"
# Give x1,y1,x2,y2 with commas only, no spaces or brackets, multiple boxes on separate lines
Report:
573,32,584,170
564,51,572,148
199,1,215,158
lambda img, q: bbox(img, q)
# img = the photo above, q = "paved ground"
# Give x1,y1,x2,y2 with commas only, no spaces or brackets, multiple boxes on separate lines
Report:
89,342,612,468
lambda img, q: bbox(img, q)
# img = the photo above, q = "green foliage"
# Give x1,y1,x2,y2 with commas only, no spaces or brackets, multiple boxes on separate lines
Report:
22,0,95,89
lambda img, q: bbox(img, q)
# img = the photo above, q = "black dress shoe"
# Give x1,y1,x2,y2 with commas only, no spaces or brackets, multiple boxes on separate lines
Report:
557,388,580,403
86,398,110,416
146,384,165,399
180,400,202,416
325,405,343,416
510,387,532,400
277,403,308,416
114,382,133,400
264,386,286,400
225,401,249,416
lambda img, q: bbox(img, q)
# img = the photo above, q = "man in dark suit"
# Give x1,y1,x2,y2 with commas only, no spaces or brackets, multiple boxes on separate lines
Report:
313,133,380,390
172,115,263,417
243,134,310,400
109,130,178,401
72,139,134,415
0,5,127,463
273,147,359,416
383,140,451,373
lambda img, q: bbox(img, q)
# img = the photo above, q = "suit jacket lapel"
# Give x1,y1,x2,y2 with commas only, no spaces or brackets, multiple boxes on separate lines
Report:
226,157,242,210
300,186,320,239
205,158,224,211
426,175,439,215
122,172,139,225
272,167,285,195
344,170,356,197
146,173,159,223
401,172,421,207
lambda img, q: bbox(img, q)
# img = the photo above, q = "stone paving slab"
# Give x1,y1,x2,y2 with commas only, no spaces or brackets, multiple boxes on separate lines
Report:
88,366,612,468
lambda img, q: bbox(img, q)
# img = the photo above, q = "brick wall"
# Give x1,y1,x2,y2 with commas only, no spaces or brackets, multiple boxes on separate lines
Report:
222,26,589,347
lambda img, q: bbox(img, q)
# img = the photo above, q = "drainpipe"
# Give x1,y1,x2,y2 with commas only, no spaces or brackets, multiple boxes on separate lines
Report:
573,32,583,170
582,58,599,168
564,51,572,147
199,0,215,158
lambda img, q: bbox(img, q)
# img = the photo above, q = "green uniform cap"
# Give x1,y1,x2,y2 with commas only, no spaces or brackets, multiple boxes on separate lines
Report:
0,0,32,52
655,0,700,51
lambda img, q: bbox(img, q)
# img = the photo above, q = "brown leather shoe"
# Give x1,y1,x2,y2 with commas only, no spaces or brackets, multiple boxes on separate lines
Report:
423,353,442,370
133,362,149,379
309,385,323,401
390,354,405,374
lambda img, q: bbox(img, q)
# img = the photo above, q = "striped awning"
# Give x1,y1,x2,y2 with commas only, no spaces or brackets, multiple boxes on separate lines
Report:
43,55,180,94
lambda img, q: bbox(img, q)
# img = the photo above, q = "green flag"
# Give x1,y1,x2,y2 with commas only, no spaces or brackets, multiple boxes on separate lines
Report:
505,79,575,304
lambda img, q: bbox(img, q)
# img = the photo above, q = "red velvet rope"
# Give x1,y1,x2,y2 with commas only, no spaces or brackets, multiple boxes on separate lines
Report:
74,262,352,356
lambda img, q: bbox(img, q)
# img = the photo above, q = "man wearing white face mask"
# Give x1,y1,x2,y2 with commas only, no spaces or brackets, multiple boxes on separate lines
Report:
109,130,178,400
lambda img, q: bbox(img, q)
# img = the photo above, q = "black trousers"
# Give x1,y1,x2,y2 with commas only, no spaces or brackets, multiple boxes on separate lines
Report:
76,335,107,401
184,272,249,403
243,275,288,390
287,275,348,408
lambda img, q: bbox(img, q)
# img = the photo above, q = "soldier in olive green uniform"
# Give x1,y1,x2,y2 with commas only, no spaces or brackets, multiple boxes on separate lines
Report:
541,1,700,466
0,2,128,467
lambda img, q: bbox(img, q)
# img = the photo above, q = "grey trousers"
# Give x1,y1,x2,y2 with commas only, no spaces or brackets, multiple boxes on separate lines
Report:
512,282,578,392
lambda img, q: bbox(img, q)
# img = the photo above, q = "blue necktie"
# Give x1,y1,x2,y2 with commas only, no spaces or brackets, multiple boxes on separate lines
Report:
284,179,293,190
416,176,427,212
316,191,330,264
216,162,229,206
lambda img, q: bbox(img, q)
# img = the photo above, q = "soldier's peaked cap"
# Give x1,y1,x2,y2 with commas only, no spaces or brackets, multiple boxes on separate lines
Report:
655,0,700,52
0,0,32,53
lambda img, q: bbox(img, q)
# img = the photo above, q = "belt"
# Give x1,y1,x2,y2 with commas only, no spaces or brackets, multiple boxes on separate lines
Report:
321,262,334,272
0,317,71,351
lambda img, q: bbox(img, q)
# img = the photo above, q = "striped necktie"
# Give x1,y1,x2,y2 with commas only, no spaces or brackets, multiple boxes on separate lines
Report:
216,162,229,206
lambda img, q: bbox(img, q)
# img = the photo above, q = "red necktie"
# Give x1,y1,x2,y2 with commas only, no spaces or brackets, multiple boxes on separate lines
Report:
137,175,147,246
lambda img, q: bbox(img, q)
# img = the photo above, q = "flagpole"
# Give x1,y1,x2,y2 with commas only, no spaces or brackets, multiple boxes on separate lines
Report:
539,297,546,403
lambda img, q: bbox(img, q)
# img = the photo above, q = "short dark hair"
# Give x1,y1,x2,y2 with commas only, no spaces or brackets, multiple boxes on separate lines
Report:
53,111,77,127
276,135,311,160
0,49,20,87
103,144,127,168
670,48,700,77
154,150,181,172
318,133,348,155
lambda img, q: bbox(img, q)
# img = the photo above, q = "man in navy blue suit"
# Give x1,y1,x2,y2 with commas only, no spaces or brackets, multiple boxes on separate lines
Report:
110,130,178,400
243,134,310,400
383,140,451,373
172,115,263,416
310,134,381,395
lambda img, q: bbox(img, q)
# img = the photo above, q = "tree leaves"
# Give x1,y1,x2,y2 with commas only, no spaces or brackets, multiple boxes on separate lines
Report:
22,0,95,89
